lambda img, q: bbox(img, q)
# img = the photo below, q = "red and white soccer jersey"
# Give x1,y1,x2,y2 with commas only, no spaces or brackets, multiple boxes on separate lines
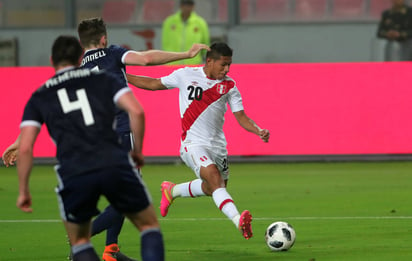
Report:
161,66,244,148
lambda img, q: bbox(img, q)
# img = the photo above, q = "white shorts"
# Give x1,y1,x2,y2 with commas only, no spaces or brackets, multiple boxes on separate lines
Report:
180,144,229,180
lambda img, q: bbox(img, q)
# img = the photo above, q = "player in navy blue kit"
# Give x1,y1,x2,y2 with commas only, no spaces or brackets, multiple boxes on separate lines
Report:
77,17,208,261
3,17,208,261
15,35,164,261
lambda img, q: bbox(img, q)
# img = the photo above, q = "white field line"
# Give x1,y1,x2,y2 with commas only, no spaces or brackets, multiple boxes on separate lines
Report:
1,216,412,223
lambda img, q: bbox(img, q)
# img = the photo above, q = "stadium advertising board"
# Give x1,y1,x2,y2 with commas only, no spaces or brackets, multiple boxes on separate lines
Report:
1,63,411,157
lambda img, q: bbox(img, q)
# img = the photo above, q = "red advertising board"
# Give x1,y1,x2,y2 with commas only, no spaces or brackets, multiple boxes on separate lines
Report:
1,63,411,157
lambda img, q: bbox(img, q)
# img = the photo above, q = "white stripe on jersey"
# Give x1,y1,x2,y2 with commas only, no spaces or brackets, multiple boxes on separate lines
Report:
113,87,132,104
20,120,42,129
121,50,138,64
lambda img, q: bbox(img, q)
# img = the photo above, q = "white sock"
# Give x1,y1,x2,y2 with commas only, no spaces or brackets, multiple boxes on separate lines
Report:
231,214,240,227
212,188,240,227
172,179,206,198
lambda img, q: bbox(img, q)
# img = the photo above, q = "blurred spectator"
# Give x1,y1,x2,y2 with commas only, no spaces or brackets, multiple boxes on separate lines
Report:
377,0,412,61
162,0,210,65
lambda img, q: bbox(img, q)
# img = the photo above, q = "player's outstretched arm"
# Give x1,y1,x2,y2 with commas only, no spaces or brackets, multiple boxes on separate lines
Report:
124,43,210,66
233,110,270,143
126,74,167,91
2,135,21,167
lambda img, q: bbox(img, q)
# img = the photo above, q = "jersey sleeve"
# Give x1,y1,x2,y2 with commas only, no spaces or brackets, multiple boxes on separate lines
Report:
108,45,130,65
20,96,43,129
160,68,185,89
113,87,132,105
228,86,244,113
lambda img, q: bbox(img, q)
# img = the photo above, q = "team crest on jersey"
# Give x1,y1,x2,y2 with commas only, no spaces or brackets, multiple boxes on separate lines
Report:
216,83,227,94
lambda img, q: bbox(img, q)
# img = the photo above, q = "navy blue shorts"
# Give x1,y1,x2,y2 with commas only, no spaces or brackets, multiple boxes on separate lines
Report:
55,165,150,224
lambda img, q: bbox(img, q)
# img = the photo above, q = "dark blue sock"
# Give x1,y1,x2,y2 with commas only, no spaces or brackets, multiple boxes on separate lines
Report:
91,205,125,245
72,242,100,261
141,228,164,261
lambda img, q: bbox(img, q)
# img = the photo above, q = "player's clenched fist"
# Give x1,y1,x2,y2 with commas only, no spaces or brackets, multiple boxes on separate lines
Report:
259,129,270,143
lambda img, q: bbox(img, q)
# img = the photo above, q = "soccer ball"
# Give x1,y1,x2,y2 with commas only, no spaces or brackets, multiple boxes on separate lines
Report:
264,221,296,251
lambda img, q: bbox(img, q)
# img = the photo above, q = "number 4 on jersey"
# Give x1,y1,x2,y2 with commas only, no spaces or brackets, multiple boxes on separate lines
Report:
57,88,95,126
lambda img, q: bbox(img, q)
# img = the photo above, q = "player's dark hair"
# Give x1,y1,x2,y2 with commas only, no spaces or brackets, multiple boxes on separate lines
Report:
206,42,233,60
77,17,107,47
51,35,83,67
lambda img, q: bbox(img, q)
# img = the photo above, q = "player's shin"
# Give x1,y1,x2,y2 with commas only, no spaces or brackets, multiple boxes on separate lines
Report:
212,188,240,226
173,179,206,198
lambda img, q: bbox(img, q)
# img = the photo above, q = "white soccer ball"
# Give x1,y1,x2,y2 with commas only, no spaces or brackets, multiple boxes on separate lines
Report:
264,221,296,251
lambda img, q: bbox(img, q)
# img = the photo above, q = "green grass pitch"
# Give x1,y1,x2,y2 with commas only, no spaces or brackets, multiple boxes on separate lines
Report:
1,161,412,261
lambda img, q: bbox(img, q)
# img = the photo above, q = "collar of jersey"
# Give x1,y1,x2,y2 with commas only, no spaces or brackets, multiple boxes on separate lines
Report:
56,66,76,75
84,48,101,54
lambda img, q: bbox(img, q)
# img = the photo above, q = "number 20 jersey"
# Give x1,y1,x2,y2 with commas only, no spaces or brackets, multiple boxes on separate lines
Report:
20,67,131,178
161,66,244,148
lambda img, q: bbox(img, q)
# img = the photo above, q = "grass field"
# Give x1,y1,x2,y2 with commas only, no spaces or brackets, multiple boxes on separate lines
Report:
1,161,412,261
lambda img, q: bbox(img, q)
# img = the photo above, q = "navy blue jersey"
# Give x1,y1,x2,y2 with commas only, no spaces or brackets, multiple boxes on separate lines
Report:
21,67,132,178
81,45,131,133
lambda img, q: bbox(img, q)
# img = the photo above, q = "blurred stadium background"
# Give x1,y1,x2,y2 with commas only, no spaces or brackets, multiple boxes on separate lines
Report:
0,0,405,65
